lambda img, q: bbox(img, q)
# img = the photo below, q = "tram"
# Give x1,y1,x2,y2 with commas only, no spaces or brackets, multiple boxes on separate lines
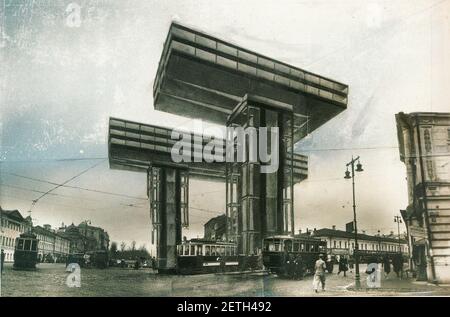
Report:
176,239,260,274
262,235,327,278
13,232,39,270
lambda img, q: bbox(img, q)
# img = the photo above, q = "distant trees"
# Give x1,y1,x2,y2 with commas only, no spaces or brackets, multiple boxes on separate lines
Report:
110,242,118,255
110,241,151,260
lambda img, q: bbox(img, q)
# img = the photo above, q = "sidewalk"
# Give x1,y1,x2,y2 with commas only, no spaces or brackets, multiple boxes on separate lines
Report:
346,276,450,295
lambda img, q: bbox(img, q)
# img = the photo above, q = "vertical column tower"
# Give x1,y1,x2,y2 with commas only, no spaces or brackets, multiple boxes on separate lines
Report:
226,94,296,255
148,166,189,272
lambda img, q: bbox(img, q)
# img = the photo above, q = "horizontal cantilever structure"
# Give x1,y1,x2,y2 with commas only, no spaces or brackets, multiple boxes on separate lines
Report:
108,117,308,182
153,23,348,142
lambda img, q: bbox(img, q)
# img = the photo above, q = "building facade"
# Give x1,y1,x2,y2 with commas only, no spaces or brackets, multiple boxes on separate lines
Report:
204,214,227,241
32,225,70,263
58,222,110,254
299,227,408,259
396,112,450,283
0,207,31,262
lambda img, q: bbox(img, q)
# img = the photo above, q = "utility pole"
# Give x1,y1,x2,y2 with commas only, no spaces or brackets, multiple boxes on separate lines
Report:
344,156,364,289
394,215,402,253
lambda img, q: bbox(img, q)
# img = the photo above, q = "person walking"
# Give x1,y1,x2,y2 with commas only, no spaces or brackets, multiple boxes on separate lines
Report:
393,254,404,279
383,255,391,279
293,254,304,280
337,256,348,277
313,254,327,293
1,249,4,274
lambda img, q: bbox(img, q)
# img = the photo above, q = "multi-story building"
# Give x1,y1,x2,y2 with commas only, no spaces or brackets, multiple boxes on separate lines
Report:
32,225,70,263
0,207,31,262
77,222,110,251
204,214,227,241
58,222,110,254
396,112,450,284
298,226,408,259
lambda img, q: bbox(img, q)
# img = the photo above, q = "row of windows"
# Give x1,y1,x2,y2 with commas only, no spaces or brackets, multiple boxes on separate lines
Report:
178,244,237,256
1,219,24,232
264,240,322,253
3,252,13,261
1,236,16,247
330,240,404,252
16,238,38,251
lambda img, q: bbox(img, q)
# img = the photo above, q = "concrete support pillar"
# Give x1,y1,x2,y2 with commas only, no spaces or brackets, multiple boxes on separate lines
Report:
226,94,294,255
148,167,182,273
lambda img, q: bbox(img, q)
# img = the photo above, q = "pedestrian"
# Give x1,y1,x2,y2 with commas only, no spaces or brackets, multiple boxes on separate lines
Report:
383,255,391,279
1,249,4,274
337,256,348,277
293,254,304,280
348,256,354,273
312,254,326,293
393,254,404,279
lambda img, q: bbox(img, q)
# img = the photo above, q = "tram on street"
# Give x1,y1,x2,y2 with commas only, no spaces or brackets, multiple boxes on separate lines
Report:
262,235,327,278
176,239,260,274
13,232,39,270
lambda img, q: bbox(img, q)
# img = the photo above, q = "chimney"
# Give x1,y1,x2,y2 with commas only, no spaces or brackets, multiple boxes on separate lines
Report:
332,225,336,230
298,229,302,234
362,230,366,234
390,231,394,236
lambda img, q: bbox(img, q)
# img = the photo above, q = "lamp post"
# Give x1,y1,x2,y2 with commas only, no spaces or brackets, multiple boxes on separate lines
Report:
394,215,403,253
344,156,363,289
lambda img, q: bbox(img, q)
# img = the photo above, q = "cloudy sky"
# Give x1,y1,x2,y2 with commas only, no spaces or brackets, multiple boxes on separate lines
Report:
1,0,449,252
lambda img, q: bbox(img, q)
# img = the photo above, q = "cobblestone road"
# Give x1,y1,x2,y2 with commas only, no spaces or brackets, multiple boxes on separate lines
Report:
1,263,448,297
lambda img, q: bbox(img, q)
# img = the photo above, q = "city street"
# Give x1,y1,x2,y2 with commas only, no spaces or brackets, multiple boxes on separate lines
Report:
1,263,448,297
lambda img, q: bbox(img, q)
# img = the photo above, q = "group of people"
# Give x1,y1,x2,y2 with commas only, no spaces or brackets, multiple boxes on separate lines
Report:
382,253,404,279
312,253,406,293
283,253,305,280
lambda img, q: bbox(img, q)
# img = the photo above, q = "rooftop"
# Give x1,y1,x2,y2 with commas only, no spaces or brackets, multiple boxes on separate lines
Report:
297,228,407,244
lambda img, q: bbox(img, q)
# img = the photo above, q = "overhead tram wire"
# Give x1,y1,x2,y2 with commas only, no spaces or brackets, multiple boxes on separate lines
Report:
4,172,148,201
0,157,108,163
28,159,107,211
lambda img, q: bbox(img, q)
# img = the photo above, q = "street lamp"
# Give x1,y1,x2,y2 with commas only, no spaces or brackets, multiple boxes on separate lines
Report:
394,215,403,253
344,156,363,289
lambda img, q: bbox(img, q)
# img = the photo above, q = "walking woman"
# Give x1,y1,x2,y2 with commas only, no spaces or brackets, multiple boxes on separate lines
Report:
337,256,348,277
383,255,391,279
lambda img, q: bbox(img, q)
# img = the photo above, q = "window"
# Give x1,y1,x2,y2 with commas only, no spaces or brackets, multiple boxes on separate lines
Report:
17,239,24,250
211,246,216,256
24,239,31,251
339,241,342,248
333,241,336,248
293,242,300,252
284,240,293,252
197,245,203,256
190,245,195,256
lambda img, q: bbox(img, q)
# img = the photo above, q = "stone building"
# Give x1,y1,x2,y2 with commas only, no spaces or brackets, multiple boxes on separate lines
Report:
204,214,228,241
32,225,70,263
396,112,450,283
298,226,408,259
0,207,31,262
58,222,109,254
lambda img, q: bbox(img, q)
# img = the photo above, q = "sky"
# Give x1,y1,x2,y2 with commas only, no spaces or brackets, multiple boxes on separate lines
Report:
1,0,449,253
